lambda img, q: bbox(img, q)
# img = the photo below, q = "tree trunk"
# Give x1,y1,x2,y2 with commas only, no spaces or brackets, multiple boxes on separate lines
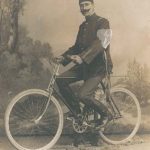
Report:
0,0,4,45
8,0,19,52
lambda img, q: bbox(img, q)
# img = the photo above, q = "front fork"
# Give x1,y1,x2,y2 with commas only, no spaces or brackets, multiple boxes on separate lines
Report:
34,62,61,122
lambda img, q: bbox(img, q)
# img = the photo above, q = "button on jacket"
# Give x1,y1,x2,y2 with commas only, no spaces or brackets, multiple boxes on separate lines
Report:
62,13,113,79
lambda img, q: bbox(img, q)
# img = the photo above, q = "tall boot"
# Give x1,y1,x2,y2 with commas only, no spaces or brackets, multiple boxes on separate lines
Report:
81,98,112,122
56,79,81,115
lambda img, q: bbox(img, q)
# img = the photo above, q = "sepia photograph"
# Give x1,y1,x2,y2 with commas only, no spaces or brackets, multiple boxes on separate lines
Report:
0,0,150,149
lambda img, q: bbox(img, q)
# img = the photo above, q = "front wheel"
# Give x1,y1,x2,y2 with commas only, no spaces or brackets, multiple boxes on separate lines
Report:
100,87,141,144
5,89,64,150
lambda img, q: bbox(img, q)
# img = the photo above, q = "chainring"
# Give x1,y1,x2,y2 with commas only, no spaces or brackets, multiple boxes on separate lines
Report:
72,118,88,133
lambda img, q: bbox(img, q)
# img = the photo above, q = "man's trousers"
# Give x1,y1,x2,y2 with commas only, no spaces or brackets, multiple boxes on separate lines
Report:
56,66,109,117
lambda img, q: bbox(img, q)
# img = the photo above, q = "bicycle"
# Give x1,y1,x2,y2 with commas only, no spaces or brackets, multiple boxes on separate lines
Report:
5,57,141,150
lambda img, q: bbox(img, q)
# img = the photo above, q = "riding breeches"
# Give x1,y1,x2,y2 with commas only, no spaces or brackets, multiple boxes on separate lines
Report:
56,66,109,117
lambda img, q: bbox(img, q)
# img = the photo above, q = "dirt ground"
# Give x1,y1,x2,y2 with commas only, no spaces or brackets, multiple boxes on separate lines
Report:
1,105,150,150
0,134,150,150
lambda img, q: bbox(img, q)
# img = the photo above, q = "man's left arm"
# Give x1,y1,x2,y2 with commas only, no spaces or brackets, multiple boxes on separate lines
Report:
79,18,112,64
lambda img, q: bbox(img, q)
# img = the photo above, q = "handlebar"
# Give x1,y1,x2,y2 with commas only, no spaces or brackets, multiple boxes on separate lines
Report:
54,57,64,64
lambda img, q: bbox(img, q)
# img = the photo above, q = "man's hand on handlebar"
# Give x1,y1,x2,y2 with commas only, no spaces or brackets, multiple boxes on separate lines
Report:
54,55,83,64
67,55,83,64
54,56,64,63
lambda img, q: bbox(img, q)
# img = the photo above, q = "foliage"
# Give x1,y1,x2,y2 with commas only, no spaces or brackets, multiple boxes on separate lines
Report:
0,0,25,51
0,25,54,108
0,0,55,116
115,59,150,106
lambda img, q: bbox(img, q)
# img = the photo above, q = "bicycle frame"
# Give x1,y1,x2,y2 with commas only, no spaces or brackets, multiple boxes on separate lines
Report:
34,62,61,122
36,52,122,122
35,61,78,122
5,53,141,150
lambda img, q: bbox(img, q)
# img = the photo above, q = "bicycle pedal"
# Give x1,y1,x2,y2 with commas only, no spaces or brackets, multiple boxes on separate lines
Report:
113,115,122,119
82,121,91,127
66,116,74,121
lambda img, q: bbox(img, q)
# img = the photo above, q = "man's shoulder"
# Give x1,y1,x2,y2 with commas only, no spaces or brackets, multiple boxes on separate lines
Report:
80,20,87,26
95,15,109,23
79,14,109,27
96,15,110,29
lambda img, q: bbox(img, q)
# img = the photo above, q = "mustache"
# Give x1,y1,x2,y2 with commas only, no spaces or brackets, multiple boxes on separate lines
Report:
81,9,90,13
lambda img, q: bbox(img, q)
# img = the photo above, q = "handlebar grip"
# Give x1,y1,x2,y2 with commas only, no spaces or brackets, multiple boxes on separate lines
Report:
54,57,64,64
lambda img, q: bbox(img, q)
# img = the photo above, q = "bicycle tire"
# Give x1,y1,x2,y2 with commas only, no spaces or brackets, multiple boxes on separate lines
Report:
99,87,141,144
5,89,64,150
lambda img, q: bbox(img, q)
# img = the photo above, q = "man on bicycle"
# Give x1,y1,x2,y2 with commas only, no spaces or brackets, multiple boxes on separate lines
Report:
56,0,113,135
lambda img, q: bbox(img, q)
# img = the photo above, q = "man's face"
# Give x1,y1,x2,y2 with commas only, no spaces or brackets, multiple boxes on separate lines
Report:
79,1,95,17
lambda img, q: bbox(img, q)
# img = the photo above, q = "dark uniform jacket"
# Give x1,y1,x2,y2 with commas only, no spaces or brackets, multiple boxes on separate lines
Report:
62,13,113,79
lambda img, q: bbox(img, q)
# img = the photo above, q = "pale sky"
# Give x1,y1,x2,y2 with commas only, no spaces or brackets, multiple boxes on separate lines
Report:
20,0,150,75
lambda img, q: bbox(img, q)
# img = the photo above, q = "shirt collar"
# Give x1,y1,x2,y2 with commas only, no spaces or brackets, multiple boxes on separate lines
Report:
85,13,97,22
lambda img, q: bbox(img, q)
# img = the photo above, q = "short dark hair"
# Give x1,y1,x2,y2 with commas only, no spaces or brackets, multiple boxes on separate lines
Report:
79,0,94,4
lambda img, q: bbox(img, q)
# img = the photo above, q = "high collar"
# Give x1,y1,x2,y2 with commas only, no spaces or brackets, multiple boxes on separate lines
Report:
85,13,97,22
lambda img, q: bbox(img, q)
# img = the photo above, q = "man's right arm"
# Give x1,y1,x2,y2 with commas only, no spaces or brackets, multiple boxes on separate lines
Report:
60,25,82,66
61,46,78,66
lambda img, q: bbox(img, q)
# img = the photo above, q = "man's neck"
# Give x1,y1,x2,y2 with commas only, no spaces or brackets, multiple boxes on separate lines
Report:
85,13,96,21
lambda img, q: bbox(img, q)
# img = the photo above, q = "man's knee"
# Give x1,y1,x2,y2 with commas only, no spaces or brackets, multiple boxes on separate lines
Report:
78,91,93,105
78,95,93,107
78,91,88,100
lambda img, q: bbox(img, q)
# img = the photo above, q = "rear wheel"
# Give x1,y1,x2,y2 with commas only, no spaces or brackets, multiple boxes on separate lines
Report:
100,87,141,144
5,89,64,150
